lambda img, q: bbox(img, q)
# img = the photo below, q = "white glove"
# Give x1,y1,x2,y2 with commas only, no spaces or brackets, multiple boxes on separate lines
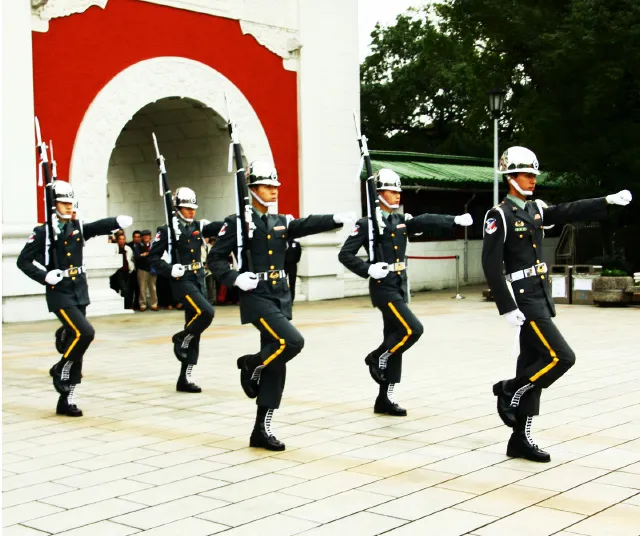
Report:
606,190,632,206
504,309,526,327
45,269,64,286
117,215,133,229
234,272,259,291
333,212,357,225
368,262,389,279
454,213,473,226
171,264,185,278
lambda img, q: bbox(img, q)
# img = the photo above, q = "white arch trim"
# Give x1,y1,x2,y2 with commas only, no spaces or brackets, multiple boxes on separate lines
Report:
69,56,273,217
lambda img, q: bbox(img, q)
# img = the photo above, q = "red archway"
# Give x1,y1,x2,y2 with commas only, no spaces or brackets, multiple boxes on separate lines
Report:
32,0,299,221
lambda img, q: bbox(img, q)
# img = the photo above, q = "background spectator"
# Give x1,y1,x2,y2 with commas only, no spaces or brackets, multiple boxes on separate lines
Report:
109,232,135,308
128,230,142,309
284,237,302,303
136,230,158,311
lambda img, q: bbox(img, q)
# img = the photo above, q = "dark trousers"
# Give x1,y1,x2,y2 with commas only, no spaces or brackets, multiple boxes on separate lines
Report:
368,300,424,384
250,313,305,409
285,263,298,303
180,291,215,365
510,317,576,417
53,305,95,384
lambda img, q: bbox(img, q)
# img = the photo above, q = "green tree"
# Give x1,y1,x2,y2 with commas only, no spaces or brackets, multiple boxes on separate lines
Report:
362,0,640,193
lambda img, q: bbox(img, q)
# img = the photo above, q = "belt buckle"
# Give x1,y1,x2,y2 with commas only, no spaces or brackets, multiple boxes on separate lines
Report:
269,271,280,280
536,263,547,274
191,262,201,271
68,268,79,276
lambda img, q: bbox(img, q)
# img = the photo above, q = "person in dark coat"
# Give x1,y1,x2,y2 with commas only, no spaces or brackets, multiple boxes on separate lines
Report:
339,169,473,417
149,187,223,393
208,160,355,451
17,181,132,416
284,237,302,302
482,146,633,462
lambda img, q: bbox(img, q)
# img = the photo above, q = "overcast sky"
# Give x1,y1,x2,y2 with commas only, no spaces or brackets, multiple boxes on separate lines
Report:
358,0,423,61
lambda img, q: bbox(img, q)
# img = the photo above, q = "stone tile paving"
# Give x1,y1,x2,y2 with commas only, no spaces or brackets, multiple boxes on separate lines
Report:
3,286,640,535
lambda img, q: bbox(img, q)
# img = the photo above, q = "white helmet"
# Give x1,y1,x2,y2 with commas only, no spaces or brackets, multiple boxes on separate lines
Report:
248,160,280,187
375,168,402,192
174,187,198,209
53,181,74,203
498,146,540,176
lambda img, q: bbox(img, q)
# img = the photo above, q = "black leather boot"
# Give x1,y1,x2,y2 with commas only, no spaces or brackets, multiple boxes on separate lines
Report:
56,386,82,417
176,363,201,393
55,326,69,354
374,383,407,416
249,407,285,451
237,355,259,399
506,416,550,463
492,380,517,428
172,332,194,361
51,360,71,395
364,351,388,385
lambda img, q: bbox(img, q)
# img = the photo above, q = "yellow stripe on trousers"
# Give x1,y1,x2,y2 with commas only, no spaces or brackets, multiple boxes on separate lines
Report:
59,309,81,359
388,302,412,354
259,317,287,366
184,294,201,328
529,320,560,382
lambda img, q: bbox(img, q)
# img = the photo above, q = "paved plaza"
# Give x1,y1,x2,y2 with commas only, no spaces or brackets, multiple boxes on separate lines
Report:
3,287,640,535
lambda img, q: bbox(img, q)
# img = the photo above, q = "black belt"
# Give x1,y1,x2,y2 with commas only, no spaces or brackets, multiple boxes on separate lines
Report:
256,270,286,281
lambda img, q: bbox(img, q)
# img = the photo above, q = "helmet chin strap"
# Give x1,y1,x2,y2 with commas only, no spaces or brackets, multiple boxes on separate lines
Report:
56,210,72,220
177,210,194,223
509,178,534,197
378,194,399,209
250,189,276,207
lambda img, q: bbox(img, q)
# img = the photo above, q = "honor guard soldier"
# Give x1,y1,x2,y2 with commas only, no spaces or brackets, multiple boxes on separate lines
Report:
208,160,354,451
17,181,133,416
483,146,633,462
149,187,223,393
339,169,473,416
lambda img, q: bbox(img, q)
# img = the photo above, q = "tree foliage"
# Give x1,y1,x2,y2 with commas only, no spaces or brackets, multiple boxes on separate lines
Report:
361,0,640,193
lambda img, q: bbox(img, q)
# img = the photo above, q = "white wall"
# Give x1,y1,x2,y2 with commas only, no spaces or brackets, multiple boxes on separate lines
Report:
296,0,361,301
107,98,235,234
2,1,46,321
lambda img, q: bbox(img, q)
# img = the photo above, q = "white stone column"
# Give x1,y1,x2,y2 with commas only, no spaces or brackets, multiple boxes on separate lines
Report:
1,1,42,322
296,0,361,301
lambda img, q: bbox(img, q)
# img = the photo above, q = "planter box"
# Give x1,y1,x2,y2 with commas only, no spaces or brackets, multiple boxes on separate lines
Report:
592,276,634,307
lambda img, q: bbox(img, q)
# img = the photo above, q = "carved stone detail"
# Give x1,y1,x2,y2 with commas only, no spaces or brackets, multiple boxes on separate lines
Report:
69,56,273,219
32,0,108,20
240,20,301,71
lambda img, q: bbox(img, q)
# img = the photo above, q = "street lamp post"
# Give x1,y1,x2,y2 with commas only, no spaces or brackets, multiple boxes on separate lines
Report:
489,88,506,206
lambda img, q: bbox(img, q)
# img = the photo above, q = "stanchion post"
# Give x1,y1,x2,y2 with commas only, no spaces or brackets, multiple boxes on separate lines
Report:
452,255,465,300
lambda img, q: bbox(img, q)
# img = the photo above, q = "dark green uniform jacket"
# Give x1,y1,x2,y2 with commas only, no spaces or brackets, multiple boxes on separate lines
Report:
149,219,222,301
482,197,608,319
17,218,120,312
208,211,340,324
339,213,455,307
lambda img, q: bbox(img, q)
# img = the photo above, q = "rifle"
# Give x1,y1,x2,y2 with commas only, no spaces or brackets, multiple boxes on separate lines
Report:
34,117,58,270
354,112,385,263
225,93,254,272
152,133,181,265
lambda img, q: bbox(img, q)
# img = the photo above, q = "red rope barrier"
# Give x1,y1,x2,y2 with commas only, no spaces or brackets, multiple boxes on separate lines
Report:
406,255,458,260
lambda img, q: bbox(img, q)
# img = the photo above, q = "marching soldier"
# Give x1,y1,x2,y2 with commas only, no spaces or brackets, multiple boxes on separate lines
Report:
339,169,473,416
17,181,132,416
149,187,223,393
483,146,632,462
208,160,354,451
